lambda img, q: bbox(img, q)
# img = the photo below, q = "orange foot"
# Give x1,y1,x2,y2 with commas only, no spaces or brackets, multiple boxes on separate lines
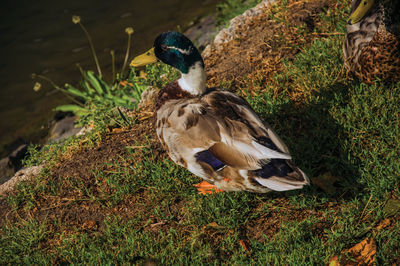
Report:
194,181,224,195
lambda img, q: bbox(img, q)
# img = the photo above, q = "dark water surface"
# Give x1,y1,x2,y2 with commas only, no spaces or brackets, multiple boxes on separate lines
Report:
0,0,218,157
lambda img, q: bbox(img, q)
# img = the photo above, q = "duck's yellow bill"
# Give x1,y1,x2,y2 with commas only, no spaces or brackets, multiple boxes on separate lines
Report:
130,47,157,67
348,0,375,25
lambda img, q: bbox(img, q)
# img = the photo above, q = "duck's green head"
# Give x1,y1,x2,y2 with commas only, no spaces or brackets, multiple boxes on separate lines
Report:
348,0,376,24
131,31,203,74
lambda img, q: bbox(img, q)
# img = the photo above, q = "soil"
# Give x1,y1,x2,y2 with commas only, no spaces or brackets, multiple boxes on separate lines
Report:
204,0,334,99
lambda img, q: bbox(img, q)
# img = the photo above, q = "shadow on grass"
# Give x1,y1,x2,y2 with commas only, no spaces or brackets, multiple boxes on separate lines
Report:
258,80,363,201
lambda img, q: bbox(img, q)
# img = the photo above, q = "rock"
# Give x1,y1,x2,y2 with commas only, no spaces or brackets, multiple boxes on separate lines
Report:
184,14,218,51
0,157,14,185
9,144,28,171
0,144,28,185
0,165,43,195
48,116,81,143
76,125,94,137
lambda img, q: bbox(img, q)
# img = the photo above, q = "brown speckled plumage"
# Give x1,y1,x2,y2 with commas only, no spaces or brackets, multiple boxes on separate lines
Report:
154,81,194,111
343,0,400,83
154,84,309,193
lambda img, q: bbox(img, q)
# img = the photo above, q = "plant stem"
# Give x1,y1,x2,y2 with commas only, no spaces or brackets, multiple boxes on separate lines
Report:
111,50,116,83
76,63,85,77
121,33,132,76
79,22,102,77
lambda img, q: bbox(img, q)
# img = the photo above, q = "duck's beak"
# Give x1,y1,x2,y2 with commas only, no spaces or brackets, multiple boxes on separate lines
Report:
130,47,157,67
348,0,375,25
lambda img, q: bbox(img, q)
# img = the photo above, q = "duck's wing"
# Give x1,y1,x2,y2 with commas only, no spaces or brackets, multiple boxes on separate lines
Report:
156,91,290,170
156,90,306,186
201,90,293,168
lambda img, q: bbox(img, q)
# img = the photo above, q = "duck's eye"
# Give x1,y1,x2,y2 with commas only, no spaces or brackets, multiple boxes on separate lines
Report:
161,44,169,51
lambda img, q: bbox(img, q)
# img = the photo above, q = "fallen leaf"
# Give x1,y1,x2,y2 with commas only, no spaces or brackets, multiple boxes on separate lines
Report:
343,237,376,265
311,172,339,193
82,220,97,230
383,199,400,217
376,218,391,231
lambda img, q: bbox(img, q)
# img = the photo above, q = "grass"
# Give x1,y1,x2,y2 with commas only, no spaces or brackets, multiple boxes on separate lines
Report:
1,0,400,264
216,0,262,26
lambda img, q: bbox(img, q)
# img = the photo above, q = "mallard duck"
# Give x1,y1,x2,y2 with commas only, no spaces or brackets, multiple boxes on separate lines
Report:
131,31,309,194
343,0,400,83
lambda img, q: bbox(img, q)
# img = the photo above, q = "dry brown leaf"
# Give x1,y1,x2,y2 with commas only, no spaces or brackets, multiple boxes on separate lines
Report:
343,237,376,265
81,220,97,230
311,172,339,193
330,238,377,265
376,218,391,231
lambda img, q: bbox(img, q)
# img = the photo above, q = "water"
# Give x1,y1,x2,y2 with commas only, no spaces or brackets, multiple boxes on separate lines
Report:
0,0,218,157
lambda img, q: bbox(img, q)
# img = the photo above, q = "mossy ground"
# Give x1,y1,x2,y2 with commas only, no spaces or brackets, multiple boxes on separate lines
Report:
1,0,399,264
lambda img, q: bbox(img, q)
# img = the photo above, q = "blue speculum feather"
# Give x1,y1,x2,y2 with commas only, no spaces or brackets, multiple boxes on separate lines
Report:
195,150,225,171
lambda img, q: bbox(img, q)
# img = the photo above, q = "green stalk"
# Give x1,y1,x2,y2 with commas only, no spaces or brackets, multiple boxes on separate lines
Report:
76,63,85,77
79,22,102,77
73,15,102,77
121,27,134,75
111,50,116,83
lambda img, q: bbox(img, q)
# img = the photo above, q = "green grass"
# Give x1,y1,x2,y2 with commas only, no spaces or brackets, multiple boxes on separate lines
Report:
0,219,52,264
1,0,400,264
216,0,262,26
